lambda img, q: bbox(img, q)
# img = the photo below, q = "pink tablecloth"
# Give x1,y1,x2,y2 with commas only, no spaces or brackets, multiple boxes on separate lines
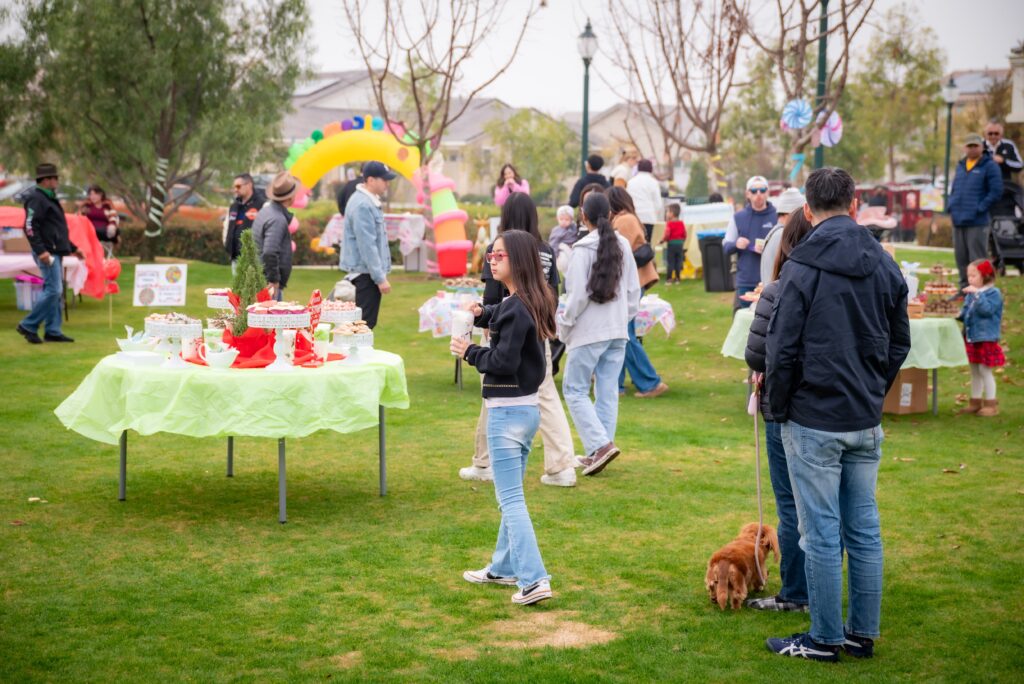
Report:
0,254,87,294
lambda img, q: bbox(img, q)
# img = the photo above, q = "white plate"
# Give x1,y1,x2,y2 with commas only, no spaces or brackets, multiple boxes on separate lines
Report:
115,351,165,367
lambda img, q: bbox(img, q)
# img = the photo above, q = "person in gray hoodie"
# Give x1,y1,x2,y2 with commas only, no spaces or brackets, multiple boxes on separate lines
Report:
557,192,641,477
252,171,299,301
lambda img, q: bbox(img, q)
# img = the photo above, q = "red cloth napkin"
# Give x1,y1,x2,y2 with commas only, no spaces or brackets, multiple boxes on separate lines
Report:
185,327,344,369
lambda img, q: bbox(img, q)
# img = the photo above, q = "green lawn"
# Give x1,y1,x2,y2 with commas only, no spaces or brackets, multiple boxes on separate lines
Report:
1,249,1021,682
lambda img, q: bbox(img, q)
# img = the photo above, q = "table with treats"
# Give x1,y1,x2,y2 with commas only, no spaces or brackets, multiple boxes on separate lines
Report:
55,299,408,523
720,306,968,415
418,280,485,390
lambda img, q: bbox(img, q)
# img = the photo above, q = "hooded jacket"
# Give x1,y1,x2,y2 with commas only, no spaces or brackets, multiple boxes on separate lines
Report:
724,203,778,287
766,214,911,432
744,279,781,422
23,186,76,256
947,154,1002,227
958,286,1002,343
252,201,294,287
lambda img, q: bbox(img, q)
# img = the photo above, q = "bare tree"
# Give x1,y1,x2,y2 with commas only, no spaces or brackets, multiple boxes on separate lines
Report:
741,0,876,157
605,0,749,172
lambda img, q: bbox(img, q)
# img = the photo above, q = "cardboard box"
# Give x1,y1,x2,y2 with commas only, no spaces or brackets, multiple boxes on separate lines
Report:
883,368,929,414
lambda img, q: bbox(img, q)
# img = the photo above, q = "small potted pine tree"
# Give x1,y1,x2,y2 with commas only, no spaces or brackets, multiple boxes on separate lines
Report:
230,231,267,337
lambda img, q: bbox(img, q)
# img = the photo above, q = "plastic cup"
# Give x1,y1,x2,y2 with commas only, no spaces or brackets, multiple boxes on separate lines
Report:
451,309,474,356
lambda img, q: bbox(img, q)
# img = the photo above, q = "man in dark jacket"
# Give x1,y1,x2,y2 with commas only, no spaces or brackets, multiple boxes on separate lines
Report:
17,163,83,344
983,120,1023,183
947,134,1002,289
724,175,778,311
335,166,365,217
567,154,610,208
224,173,266,268
252,171,298,301
764,167,910,663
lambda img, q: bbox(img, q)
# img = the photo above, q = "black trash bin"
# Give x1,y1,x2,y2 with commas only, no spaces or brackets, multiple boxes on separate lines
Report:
698,229,734,292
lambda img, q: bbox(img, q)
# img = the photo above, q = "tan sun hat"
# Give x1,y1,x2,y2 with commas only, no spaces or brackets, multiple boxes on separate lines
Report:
267,171,299,202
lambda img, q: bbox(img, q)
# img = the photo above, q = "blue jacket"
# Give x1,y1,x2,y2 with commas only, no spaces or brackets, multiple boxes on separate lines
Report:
958,287,1002,343
724,203,778,287
766,215,911,432
341,186,391,284
947,154,1002,227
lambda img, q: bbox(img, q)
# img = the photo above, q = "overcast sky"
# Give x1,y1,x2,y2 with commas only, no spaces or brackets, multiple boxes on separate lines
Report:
308,0,1024,115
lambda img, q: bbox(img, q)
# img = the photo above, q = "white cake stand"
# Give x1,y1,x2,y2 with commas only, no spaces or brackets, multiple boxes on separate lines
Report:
331,332,374,364
143,320,203,368
206,293,233,310
247,311,312,372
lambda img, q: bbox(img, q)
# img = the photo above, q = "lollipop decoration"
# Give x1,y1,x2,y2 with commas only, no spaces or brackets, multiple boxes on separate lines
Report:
780,99,813,130
818,111,844,148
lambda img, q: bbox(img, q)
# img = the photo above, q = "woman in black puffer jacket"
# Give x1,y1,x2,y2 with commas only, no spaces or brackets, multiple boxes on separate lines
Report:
742,209,815,613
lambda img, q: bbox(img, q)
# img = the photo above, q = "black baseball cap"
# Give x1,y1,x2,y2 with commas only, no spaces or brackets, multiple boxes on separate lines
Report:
363,161,398,181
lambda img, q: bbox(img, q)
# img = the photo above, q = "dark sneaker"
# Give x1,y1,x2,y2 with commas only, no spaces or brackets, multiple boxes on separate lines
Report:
17,325,42,344
44,333,74,342
511,579,552,605
842,631,874,659
582,442,620,476
745,595,809,612
463,566,517,586
766,632,840,662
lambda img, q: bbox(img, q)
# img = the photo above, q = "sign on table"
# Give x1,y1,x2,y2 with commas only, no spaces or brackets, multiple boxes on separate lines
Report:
133,263,188,306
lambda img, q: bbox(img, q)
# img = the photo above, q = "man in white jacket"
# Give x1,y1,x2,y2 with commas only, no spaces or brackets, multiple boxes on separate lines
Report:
627,159,664,242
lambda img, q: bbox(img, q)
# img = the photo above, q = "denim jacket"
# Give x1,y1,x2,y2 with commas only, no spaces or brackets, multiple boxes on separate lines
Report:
341,186,391,284
958,287,1003,343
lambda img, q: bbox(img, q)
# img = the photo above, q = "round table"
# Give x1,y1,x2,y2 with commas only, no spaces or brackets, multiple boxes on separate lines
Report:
720,307,968,414
55,350,409,522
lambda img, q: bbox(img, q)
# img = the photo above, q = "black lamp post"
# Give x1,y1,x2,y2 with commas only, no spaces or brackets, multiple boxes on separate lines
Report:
941,76,959,209
577,19,598,176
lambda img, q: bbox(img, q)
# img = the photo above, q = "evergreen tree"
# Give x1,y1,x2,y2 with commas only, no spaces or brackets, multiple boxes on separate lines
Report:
230,231,266,337
686,159,710,200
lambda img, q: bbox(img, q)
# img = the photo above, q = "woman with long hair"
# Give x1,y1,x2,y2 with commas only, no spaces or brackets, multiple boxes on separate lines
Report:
742,209,816,612
558,192,641,476
606,186,668,398
80,184,119,244
452,229,557,605
493,163,530,207
460,192,577,487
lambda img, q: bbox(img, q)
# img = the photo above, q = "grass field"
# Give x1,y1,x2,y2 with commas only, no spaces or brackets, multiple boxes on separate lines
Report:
1,249,1021,682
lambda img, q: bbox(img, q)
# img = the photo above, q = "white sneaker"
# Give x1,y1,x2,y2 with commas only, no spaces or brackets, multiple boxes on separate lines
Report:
463,565,517,586
540,468,576,487
459,465,493,482
512,579,552,605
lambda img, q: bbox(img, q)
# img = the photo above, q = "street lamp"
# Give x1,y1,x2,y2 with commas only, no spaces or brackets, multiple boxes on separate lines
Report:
577,19,598,176
941,76,959,210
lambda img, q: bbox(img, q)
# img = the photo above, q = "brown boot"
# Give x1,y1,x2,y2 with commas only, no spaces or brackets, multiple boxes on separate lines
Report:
977,399,999,417
957,398,982,415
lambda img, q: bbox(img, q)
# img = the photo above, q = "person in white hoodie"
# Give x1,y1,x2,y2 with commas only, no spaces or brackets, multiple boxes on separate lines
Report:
626,159,664,242
558,192,641,477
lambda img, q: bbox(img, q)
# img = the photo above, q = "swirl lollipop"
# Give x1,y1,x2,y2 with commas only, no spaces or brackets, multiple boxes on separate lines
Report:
819,111,844,148
781,99,813,130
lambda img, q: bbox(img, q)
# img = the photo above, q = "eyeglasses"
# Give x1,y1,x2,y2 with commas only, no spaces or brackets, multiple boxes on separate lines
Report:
749,187,768,194
487,251,508,263
985,131,1001,137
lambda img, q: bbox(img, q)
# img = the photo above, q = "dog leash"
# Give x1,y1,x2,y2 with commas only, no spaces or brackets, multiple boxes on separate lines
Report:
750,373,767,587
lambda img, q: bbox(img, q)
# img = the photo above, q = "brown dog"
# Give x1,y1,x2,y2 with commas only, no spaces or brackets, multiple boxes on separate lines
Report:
705,523,781,610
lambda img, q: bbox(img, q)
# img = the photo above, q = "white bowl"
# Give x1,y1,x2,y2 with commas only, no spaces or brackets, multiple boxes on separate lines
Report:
116,338,158,352
115,351,165,367
203,348,239,369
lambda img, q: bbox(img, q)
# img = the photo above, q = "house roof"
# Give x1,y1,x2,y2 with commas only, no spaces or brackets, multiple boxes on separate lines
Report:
948,69,1010,99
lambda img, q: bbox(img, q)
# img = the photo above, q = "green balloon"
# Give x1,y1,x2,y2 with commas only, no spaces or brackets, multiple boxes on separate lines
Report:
311,129,324,142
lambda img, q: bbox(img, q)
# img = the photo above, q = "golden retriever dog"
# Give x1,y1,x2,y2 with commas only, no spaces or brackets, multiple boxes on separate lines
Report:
705,523,780,610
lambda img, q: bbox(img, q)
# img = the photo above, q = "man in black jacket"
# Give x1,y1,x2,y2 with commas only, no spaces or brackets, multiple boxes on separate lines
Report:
224,173,266,269
17,163,83,344
567,154,609,208
764,167,910,662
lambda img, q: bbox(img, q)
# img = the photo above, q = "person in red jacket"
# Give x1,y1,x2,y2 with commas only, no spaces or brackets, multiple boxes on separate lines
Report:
660,203,687,284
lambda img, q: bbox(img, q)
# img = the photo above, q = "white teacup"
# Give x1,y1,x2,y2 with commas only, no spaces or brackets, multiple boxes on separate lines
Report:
200,345,239,369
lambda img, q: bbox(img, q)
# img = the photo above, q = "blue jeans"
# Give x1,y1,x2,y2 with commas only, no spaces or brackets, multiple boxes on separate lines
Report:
563,338,627,455
487,405,548,588
20,254,63,336
618,320,660,393
783,420,884,645
765,421,807,605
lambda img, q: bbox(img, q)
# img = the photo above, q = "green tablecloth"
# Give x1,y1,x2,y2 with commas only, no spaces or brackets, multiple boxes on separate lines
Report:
55,350,410,446
720,307,968,369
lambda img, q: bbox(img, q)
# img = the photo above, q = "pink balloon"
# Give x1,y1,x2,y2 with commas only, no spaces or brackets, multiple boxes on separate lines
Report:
288,217,299,234
291,187,310,209
291,240,297,253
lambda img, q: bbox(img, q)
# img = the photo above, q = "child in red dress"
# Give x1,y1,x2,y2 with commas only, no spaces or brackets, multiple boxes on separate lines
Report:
957,259,1004,417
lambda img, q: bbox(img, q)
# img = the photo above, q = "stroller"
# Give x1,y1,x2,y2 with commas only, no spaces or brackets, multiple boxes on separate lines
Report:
991,181,1024,273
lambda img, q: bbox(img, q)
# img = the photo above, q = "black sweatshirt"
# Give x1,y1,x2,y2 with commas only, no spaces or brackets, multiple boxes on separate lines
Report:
464,294,545,399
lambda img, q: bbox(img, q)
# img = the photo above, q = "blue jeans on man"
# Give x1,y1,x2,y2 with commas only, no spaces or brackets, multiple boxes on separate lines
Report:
486,405,549,589
20,254,63,336
783,420,884,645
563,338,627,455
765,420,808,605
618,320,660,394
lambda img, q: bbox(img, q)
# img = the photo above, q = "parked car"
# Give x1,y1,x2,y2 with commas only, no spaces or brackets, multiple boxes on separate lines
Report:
110,184,226,224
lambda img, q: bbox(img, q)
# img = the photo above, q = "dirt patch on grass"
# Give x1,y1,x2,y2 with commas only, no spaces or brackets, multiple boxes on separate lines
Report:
330,651,362,669
489,611,617,650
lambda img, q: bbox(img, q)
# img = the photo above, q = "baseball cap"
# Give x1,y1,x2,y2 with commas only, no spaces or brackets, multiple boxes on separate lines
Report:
773,188,806,214
746,175,769,191
363,161,398,180
963,133,983,147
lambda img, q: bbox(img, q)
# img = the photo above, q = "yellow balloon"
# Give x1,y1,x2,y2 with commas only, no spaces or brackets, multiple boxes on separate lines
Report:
288,129,420,187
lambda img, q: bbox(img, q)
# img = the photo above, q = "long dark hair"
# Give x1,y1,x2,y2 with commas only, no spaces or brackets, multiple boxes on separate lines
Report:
772,210,816,280
86,184,108,203
495,163,521,189
498,230,557,339
581,193,623,304
605,186,637,218
498,192,541,241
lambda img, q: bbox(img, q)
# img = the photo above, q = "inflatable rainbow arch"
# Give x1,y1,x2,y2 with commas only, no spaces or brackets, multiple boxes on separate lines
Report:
284,116,470,277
